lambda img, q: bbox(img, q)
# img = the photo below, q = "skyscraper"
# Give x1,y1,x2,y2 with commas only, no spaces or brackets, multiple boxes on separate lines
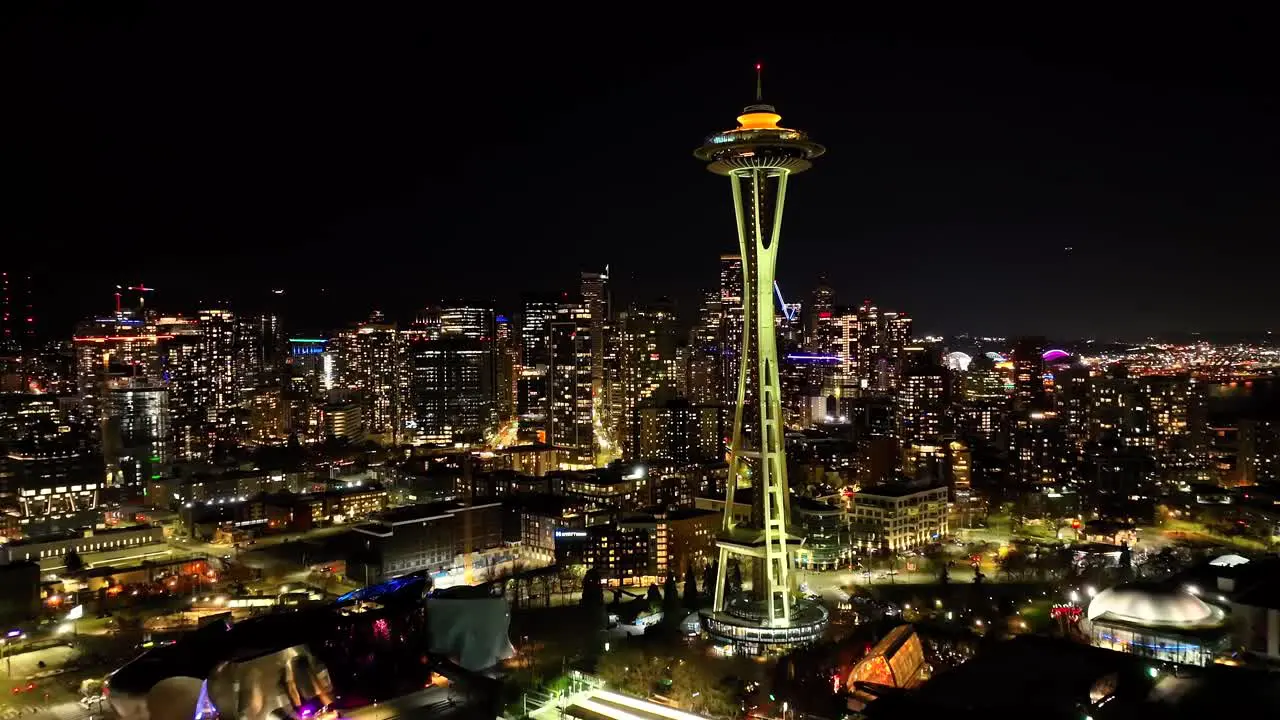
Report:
408,329,495,444
718,254,744,407
694,69,826,645
104,384,170,489
517,295,557,427
351,319,403,438
549,303,593,466
197,308,237,418
618,299,682,458
1012,336,1047,410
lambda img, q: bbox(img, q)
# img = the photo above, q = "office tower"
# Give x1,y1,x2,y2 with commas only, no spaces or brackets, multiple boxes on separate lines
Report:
103,384,170,489
694,69,826,641
197,309,238,417
408,309,496,444
0,271,34,353
1012,336,1047,410
495,313,517,422
618,299,683,458
518,295,557,426
718,254,744,406
549,304,593,466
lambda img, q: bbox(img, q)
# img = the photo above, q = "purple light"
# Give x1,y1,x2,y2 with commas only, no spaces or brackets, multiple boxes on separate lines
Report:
1042,349,1070,362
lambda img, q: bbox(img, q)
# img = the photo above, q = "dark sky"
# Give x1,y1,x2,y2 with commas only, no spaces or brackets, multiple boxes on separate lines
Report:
5,9,1278,340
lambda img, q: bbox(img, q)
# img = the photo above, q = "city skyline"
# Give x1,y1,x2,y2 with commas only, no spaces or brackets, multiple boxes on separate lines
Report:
6,11,1279,339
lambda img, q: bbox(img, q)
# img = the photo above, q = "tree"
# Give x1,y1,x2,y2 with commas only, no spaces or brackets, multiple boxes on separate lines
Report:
647,583,663,604
940,563,950,585
581,567,606,631
702,561,718,600
682,567,699,609
662,572,682,633
64,550,85,573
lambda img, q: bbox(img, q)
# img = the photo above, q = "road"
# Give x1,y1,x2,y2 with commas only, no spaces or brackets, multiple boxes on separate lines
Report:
343,685,456,720
167,525,350,560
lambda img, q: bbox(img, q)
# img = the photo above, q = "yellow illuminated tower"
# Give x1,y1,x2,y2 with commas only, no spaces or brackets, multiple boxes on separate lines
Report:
695,65,827,649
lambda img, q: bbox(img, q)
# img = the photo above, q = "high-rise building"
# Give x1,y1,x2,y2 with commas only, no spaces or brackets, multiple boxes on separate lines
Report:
197,309,237,417
517,295,558,427
408,312,496,444
1010,409,1070,487
694,71,827,645
854,300,881,393
494,313,518,422
549,303,593,466
0,398,101,535
1012,336,1047,410
687,289,724,406
351,320,403,438
882,311,913,391
156,316,206,460
618,299,683,458
896,358,947,474
440,305,493,339
1126,374,1208,483
633,396,724,468
718,254,744,407
103,384,170,489
74,311,169,433
1240,417,1280,486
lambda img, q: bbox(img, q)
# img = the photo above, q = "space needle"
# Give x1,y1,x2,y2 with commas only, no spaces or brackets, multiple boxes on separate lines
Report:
695,65,827,652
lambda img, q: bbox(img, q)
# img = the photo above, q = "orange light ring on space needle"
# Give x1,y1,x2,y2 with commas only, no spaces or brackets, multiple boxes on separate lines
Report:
736,110,784,130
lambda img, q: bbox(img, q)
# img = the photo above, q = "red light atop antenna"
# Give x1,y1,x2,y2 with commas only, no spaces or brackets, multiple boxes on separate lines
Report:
755,63,762,70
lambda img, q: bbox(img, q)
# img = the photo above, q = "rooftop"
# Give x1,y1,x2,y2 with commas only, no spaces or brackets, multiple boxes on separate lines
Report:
857,481,943,498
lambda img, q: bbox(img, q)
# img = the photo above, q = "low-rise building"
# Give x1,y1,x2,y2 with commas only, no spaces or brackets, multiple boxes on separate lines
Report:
661,507,719,574
0,524,165,570
346,501,504,583
848,481,948,552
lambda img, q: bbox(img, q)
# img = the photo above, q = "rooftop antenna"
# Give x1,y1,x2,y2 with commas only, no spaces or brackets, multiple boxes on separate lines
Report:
755,62,763,102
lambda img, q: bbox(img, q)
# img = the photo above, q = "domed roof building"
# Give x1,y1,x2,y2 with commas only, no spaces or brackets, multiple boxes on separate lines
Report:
1084,583,1230,666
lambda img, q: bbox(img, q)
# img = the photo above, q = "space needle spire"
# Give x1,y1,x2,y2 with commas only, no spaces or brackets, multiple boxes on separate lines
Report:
693,65,827,651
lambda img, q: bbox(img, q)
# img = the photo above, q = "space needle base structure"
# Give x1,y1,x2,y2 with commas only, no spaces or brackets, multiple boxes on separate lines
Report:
695,68,828,653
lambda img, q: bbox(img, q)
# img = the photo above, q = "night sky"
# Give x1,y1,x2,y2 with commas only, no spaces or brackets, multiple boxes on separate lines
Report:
5,9,1278,340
